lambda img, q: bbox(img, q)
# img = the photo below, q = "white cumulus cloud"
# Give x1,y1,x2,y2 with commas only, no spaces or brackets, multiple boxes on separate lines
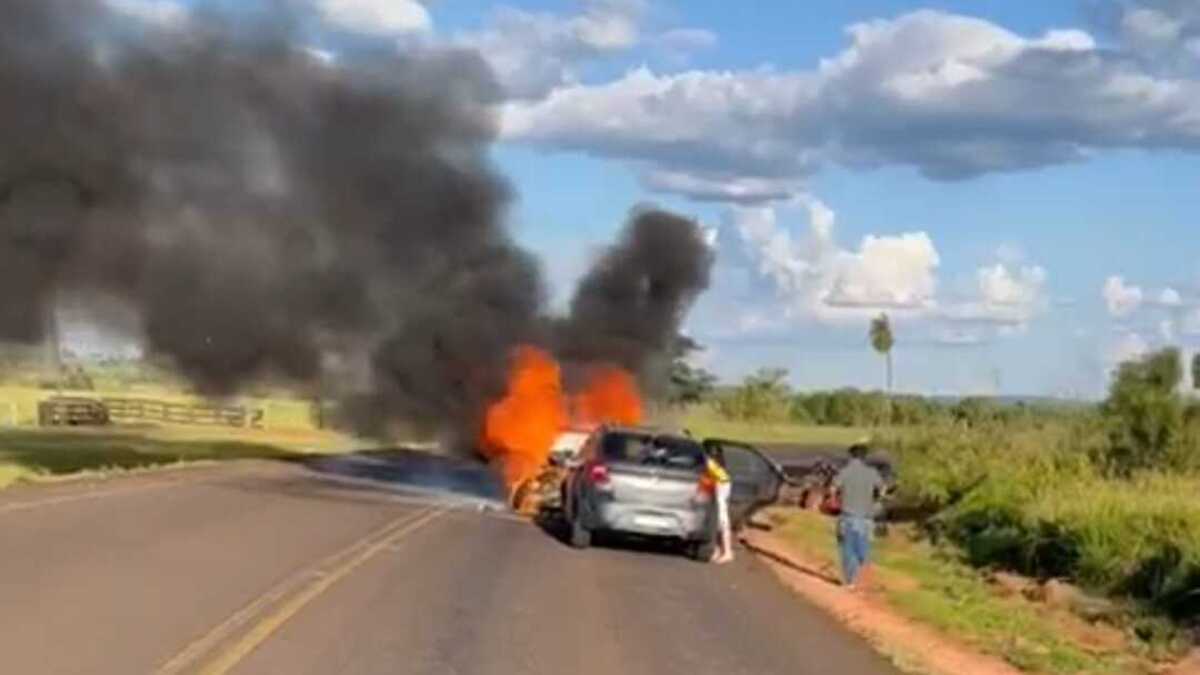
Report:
503,9,1200,204
105,0,187,26
316,0,431,36
1103,276,1145,317
1115,1,1200,67
727,199,939,323
941,264,1047,325
1158,287,1183,306
457,0,643,99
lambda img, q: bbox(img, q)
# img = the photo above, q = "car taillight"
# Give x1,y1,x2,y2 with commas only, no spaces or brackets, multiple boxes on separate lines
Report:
588,463,611,486
696,475,716,501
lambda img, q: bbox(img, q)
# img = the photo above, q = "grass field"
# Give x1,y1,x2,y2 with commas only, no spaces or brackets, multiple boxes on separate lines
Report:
0,426,360,490
0,385,318,430
678,408,872,447
770,509,1159,674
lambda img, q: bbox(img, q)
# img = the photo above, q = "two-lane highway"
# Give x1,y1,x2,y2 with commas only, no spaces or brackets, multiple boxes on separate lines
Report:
0,455,899,674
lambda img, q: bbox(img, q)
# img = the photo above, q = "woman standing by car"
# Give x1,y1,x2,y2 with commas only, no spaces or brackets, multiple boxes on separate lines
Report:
704,451,734,564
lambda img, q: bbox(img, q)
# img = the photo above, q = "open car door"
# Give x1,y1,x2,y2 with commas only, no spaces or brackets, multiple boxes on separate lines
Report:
702,439,784,530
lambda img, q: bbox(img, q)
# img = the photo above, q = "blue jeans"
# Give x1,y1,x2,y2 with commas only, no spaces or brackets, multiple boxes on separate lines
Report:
837,516,873,585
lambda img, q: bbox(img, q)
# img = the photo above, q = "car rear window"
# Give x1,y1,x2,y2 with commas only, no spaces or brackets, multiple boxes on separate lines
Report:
599,433,705,470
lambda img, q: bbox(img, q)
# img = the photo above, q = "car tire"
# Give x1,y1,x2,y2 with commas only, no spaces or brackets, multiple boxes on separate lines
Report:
689,539,717,562
569,517,591,549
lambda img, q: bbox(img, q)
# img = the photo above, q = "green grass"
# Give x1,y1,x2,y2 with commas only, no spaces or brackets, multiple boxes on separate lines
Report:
0,426,360,490
678,407,872,447
0,386,47,426
772,510,1151,674
0,385,321,430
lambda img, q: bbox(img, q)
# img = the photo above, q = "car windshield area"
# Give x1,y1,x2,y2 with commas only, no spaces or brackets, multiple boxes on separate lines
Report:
599,432,705,470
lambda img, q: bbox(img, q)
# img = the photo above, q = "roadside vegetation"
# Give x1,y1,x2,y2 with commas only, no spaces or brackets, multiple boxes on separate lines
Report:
679,345,1200,667
769,509,1158,674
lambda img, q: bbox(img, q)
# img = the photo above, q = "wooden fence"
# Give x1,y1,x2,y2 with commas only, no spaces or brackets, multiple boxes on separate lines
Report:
38,396,263,428
38,397,110,427
102,397,263,428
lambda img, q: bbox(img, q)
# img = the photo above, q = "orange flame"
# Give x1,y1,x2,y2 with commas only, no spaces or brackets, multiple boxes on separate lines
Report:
480,346,644,488
573,365,643,427
480,346,567,487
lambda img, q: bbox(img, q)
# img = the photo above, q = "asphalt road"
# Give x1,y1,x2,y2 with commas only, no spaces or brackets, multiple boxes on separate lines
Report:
0,453,899,675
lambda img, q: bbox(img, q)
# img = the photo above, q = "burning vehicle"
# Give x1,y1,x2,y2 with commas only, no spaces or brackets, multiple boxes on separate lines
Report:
507,425,592,515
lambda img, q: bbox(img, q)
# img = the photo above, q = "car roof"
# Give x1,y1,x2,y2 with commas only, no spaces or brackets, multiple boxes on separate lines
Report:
598,424,694,441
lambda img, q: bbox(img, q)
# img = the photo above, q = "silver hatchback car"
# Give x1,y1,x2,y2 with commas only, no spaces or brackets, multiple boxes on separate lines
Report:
561,426,783,561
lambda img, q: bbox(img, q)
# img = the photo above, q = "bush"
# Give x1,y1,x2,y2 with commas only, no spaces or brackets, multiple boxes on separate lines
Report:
1101,347,1199,475
882,419,1200,617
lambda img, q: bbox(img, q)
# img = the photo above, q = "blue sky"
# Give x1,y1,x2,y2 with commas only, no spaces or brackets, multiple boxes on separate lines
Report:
111,0,1200,397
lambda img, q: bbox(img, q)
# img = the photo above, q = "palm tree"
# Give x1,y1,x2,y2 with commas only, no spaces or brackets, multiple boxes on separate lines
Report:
869,313,895,392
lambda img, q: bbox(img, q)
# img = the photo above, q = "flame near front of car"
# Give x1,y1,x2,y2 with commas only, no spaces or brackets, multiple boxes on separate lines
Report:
479,346,643,490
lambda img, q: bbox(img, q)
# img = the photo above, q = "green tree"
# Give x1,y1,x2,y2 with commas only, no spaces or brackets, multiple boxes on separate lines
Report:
659,334,718,405
1102,347,1184,475
716,368,791,421
869,313,895,392
668,360,718,405
1192,352,1200,390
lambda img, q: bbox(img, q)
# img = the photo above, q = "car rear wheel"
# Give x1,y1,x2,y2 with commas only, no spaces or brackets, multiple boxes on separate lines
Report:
569,517,591,549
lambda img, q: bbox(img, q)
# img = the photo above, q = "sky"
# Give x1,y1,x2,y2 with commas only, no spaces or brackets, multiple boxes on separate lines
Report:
103,0,1200,397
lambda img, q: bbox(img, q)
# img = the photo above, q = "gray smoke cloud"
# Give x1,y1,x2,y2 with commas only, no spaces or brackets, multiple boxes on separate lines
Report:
0,0,712,441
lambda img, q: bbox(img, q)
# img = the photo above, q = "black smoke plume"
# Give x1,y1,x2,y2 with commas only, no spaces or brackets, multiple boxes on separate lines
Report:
557,207,713,387
0,0,712,441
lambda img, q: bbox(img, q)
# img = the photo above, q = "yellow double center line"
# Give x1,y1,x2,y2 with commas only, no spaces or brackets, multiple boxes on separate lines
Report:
157,507,445,675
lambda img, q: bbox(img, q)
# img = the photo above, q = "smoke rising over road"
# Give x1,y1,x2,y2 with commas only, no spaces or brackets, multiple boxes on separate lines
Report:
0,0,712,442
558,208,713,379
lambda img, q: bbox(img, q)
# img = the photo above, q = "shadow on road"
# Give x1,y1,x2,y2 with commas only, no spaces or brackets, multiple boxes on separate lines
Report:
741,538,842,586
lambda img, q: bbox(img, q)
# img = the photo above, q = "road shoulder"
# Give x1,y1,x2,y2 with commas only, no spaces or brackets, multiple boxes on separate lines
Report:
742,508,1188,675
744,525,1021,675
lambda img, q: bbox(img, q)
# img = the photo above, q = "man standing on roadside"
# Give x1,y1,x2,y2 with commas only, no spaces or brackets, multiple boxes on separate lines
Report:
832,441,884,589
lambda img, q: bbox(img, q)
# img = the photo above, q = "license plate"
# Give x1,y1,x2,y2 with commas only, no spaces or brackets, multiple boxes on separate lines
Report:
633,514,673,530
